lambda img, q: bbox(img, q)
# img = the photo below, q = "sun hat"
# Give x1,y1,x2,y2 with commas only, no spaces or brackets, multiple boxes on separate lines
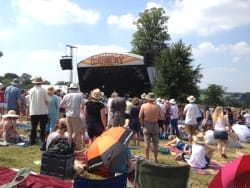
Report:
169,98,176,104
193,132,205,145
156,98,161,103
32,76,44,84
69,83,78,89
187,95,196,103
2,110,19,119
47,85,54,93
145,92,156,101
91,88,104,100
11,78,21,85
140,92,146,99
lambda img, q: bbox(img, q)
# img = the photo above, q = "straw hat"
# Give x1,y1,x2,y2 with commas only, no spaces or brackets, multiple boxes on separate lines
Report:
91,88,104,100
169,98,176,104
140,92,146,99
69,83,79,89
32,76,44,84
2,110,19,119
193,132,205,145
187,95,196,103
145,92,156,101
11,78,21,85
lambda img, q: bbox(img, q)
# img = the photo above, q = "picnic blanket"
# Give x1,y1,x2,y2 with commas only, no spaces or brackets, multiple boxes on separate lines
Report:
168,146,183,155
178,160,228,175
0,166,73,188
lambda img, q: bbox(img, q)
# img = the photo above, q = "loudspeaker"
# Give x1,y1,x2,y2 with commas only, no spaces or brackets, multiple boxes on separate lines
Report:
60,58,72,70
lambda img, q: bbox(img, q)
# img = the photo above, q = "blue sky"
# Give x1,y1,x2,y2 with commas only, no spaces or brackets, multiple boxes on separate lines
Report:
0,0,250,92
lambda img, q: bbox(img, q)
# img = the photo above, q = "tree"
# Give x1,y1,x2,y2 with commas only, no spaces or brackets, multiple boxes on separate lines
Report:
203,84,226,106
154,40,202,102
131,7,170,66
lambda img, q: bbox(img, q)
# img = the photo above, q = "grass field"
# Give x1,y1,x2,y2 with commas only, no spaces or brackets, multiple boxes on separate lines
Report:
0,128,249,188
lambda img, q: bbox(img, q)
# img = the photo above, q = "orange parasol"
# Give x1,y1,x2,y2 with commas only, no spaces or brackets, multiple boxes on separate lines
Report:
87,127,134,171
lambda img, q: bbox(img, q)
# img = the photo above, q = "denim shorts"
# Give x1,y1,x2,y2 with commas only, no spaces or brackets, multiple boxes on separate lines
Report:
214,131,228,140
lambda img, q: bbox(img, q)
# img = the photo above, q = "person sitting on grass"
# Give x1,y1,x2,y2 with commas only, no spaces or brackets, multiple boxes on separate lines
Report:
165,135,192,154
46,117,68,150
0,110,19,144
108,144,134,176
185,132,214,169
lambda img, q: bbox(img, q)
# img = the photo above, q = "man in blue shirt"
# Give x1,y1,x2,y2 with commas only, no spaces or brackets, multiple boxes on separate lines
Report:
4,78,21,114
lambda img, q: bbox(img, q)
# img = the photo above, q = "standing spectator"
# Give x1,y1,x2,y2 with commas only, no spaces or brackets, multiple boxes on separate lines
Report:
128,97,141,146
28,76,48,151
169,99,179,137
83,88,106,144
139,92,164,162
4,78,21,114
46,86,59,134
163,100,171,137
243,110,250,128
60,83,85,151
0,86,6,115
213,106,232,159
110,92,126,127
106,92,118,127
156,98,166,138
19,89,27,122
201,105,213,131
183,95,200,144
224,107,234,127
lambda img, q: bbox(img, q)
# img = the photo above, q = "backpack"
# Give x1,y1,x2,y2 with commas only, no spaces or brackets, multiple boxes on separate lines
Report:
47,138,74,155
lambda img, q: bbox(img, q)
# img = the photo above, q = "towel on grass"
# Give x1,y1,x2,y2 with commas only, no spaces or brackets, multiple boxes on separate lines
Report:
178,160,228,175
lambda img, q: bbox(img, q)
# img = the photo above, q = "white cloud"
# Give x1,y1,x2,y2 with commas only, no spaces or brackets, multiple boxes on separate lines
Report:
0,28,13,40
193,41,250,63
192,41,250,92
146,2,163,9
167,0,250,36
200,66,250,92
107,14,136,29
12,0,100,25
0,44,128,84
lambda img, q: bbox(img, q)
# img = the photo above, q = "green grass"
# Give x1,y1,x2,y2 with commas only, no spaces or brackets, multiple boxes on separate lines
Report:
0,130,249,188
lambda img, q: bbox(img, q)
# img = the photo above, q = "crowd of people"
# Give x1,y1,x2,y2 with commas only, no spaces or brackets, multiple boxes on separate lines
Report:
1,77,250,176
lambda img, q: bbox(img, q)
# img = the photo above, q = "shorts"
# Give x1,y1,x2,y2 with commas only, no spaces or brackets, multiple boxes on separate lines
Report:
143,122,159,146
110,114,125,127
214,131,228,140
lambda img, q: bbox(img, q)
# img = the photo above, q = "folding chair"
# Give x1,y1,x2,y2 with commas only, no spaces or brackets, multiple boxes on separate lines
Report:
73,173,127,188
134,159,191,188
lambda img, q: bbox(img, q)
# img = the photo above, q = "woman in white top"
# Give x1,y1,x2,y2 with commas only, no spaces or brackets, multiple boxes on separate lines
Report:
212,106,232,159
187,132,213,169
